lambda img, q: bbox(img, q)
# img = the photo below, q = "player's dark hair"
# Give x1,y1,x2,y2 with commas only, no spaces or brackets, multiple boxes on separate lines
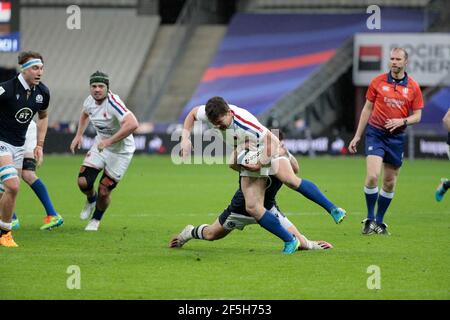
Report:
18,51,44,65
205,96,230,123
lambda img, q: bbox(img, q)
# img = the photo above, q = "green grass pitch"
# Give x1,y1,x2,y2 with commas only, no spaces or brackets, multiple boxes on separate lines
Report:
1,155,449,299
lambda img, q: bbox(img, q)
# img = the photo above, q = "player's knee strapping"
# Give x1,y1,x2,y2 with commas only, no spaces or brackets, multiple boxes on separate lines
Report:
78,166,101,191
99,173,118,191
0,165,18,184
22,158,37,171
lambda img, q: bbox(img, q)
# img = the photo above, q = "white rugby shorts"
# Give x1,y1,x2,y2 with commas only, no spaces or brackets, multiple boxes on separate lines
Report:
0,140,25,169
83,145,133,181
222,206,293,231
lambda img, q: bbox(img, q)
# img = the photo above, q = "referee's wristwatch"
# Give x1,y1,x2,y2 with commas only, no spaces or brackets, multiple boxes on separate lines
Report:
403,118,408,126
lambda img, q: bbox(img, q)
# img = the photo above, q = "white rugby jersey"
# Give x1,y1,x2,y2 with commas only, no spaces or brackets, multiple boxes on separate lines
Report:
82,91,135,154
195,104,268,152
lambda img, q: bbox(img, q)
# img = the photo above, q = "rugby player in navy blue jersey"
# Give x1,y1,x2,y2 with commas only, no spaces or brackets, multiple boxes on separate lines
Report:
170,138,333,251
181,97,345,254
0,51,52,247
8,119,64,231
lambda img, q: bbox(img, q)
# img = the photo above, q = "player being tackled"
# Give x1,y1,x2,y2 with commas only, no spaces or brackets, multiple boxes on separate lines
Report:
170,141,333,252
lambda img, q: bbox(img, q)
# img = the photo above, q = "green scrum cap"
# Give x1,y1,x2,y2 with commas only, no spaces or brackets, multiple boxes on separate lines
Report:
89,71,109,87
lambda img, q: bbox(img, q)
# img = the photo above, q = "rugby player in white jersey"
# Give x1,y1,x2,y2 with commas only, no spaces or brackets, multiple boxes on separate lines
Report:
170,136,333,251
181,97,346,254
70,71,139,231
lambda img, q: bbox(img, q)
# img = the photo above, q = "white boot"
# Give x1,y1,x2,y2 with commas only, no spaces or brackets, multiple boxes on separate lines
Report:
80,200,96,220
169,225,194,248
85,219,100,231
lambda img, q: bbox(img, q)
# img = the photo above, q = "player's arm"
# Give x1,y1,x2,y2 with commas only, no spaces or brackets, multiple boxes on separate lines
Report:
181,106,200,158
384,109,422,132
70,111,90,154
240,130,280,172
444,109,450,160
278,142,299,174
261,130,280,164
98,112,139,151
263,130,280,165
183,106,200,132
228,148,241,172
348,100,373,153
443,109,450,131
386,83,424,132
0,83,7,102
34,109,49,165
404,109,422,125
288,152,299,174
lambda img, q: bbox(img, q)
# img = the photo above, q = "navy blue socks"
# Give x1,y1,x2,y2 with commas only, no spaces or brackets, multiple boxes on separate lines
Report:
30,179,57,216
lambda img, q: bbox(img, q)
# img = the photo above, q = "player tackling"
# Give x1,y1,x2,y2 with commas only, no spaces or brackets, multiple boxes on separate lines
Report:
181,97,345,254
171,136,333,251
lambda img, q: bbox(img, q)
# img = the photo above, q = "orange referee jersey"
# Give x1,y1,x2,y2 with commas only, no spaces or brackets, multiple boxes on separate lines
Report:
366,72,424,132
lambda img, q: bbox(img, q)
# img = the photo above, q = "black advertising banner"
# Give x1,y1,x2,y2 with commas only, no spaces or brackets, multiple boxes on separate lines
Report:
44,132,449,160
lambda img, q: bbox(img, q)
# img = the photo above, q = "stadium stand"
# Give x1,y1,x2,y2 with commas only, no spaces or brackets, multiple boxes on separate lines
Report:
0,8,159,123
180,8,426,135
20,0,138,7
239,0,431,11
130,0,228,124
419,83,450,134
148,25,226,123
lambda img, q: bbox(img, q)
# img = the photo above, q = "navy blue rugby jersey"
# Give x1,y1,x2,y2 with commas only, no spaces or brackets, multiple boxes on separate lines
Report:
0,75,50,146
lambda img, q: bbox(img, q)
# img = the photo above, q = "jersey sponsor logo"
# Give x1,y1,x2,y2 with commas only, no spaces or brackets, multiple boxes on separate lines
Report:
96,124,115,135
96,125,115,135
383,96,405,109
15,107,33,124
36,94,43,103
0,86,4,95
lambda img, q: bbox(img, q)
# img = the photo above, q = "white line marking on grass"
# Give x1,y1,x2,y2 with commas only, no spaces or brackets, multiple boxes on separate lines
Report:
109,210,450,218
109,211,368,217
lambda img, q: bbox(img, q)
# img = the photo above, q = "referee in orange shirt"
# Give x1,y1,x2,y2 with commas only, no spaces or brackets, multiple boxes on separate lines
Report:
349,48,424,235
